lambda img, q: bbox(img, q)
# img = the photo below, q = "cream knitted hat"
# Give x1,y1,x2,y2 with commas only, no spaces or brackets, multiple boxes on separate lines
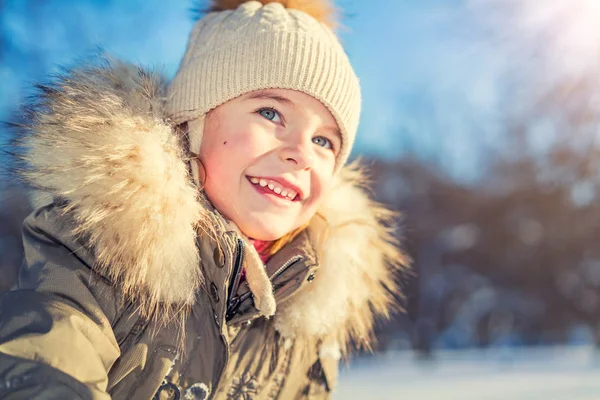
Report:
166,0,361,167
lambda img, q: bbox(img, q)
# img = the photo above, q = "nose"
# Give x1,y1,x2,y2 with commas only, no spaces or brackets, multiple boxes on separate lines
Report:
279,139,314,170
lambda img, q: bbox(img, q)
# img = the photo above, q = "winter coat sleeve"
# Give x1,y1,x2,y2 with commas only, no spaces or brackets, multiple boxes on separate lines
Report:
0,203,121,400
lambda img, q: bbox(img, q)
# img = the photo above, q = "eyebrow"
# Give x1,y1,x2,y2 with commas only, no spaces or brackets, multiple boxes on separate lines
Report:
244,90,295,107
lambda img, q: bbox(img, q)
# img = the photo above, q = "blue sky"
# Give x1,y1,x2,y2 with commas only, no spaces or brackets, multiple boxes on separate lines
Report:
2,0,590,181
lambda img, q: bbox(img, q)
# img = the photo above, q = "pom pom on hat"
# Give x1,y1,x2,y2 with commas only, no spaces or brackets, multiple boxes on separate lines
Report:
208,0,338,29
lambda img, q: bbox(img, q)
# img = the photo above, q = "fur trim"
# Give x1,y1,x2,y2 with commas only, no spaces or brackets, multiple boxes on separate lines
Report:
12,59,408,352
12,59,206,319
318,339,341,360
274,163,410,355
207,0,338,29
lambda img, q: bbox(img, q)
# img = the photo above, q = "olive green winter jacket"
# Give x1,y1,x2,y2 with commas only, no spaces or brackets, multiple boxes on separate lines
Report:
0,60,407,400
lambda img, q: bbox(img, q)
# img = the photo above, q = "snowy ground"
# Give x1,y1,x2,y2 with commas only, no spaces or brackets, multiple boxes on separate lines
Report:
334,346,600,400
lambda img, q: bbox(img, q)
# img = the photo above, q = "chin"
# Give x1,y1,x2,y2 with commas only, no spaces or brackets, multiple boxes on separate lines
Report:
244,228,288,241
238,220,293,241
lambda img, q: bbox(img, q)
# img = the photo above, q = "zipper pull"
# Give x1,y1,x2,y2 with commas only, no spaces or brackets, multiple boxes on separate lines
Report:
225,238,244,321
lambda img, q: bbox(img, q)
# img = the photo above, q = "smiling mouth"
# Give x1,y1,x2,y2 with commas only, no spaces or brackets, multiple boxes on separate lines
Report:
247,177,300,202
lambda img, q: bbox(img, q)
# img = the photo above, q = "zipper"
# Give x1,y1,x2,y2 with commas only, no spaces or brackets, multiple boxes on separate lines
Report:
270,255,304,282
230,255,305,312
214,237,244,393
225,238,244,321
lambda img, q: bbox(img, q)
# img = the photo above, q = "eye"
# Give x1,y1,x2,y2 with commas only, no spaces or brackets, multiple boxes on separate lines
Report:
312,136,333,150
257,108,282,124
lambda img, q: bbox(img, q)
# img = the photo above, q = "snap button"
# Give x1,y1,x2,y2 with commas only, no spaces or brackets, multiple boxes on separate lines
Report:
213,247,224,268
154,381,181,400
307,272,316,282
184,382,210,400
214,313,220,327
244,320,252,327
210,282,219,303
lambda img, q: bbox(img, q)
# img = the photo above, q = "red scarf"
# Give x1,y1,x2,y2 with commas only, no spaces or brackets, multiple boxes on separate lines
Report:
248,239,272,264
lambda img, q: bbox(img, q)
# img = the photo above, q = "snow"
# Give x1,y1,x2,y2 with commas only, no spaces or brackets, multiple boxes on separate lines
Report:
334,346,600,400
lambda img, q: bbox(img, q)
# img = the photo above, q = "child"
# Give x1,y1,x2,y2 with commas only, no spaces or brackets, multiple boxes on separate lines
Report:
0,0,408,399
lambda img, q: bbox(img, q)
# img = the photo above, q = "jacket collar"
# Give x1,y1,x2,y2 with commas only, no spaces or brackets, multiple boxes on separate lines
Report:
226,227,318,325
14,59,409,356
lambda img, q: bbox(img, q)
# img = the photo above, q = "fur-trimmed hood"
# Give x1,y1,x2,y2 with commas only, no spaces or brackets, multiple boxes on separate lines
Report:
12,59,409,355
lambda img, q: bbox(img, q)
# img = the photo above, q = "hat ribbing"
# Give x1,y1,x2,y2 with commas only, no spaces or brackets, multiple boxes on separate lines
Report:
166,0,361,167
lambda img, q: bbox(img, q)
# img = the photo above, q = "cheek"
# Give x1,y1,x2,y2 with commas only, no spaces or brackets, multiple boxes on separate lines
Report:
305,169,334,212
201,128,248,172
200,132,268,202
199,142,239,204
313,159,335,192
205,128,269,160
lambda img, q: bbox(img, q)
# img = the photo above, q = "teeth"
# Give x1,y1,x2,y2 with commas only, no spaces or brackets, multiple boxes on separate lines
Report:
250,177,299,200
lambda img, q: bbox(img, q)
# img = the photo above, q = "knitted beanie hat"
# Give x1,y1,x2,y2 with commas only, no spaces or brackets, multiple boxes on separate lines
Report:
166,0,361,168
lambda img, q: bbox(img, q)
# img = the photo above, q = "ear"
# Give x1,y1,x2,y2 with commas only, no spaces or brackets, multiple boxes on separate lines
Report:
187,116,206,187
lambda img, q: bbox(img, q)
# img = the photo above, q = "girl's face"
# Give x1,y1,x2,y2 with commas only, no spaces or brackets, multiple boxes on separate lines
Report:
194,88,341,241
